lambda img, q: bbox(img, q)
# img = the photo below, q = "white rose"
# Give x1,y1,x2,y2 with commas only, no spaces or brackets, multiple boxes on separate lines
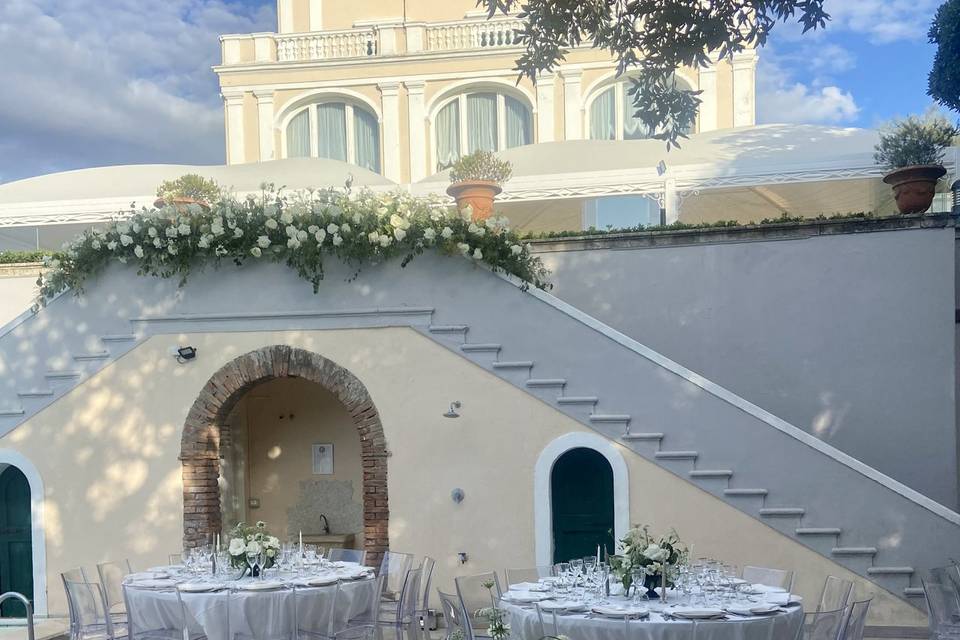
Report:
178,223,191,236
266,548,276,558
120,234,133,246
287,238,301,249
251,247,262,258
390,214,409,230
285,225,297,238
308,225,320,234
165,226,178,238
352,213,362,225
91,239,101,250
264,204,278,217
327,223,339,234
280,211,294,224
107,241,118,251
267,536,280,548
643,544,669,562
510,244,523,256
198,236,210,249
315,229,327,244
153,238,163,248
441,227,454,239
377,206,388,215
132,222,141,233
457,242,470,255
460,204,474,221
168,245,178,255
340,223,351,234
233,227,243,238
379,234,392,247
423,228,436,242
148,227,158,238
211,223,224,236
229,538,246,556
368,231,379,244
257,235,271,248
332,234,343,246
393,227,407,241
134,245,144,258
265,218,278,230
117,222,130,233
473,248,483,260
245,540,262,556
297,229,308,242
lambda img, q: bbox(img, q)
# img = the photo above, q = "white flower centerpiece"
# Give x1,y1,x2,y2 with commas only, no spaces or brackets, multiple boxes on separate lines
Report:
611,525,687,599
227,521,280,578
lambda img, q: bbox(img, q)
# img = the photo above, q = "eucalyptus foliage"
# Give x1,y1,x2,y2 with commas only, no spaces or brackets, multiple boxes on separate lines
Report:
874,112,959,170
482,0,829,148
929,0,960,113
37,187,550,306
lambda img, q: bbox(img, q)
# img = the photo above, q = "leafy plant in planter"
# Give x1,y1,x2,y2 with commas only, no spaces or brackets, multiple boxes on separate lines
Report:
874,112,958,214
155,174,223,211
447,150,512,221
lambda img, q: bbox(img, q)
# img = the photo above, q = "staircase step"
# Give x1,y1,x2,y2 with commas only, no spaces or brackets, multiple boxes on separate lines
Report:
0,408,25,417
100,334,138,342
690,469,734,479
73,351,111,361
867,567,914,576
45,370,83,379
796,528,841,536
557,396,598,405
428,325,468,334
903,587,925,598
18,389,54,398
492,361,534,370
832,547,877,556
460,343,501,353
655,451,698,460
725,488,768,497
590,414,630,424
622,432,664,442
526,379,566,389
759,507,805,517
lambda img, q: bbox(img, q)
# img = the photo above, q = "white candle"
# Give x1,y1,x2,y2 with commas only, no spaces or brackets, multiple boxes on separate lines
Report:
597,544,600,565
299,530,303,555
216,534,220,553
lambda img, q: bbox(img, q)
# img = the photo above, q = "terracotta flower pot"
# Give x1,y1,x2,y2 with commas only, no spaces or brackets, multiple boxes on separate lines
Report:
154,196,212,213
446,180,502,221
882,164,947,214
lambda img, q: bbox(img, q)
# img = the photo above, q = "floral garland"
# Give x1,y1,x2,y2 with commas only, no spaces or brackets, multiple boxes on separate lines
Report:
36,186,550,305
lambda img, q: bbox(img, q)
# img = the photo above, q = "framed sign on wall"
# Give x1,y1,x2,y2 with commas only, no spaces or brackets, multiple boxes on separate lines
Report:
312,443,334,475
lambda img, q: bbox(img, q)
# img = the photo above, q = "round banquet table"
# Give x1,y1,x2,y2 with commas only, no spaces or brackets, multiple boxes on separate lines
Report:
502,598,805,640
124,565,375,640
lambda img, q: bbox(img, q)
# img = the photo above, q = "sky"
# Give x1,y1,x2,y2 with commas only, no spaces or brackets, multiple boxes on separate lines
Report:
0,0,954,184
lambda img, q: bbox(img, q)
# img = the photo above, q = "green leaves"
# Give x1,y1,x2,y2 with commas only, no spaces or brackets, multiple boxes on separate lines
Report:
449,150,513,184
482,0,829,148
874,111,959,170
928,0,960,113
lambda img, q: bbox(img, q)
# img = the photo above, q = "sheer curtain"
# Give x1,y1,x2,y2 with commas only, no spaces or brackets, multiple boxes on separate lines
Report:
353,108,380,173
467,93,497,153
316,102,347,161
505,96,532,148
435,100,460,169
622,84,651,140
589,87,616,140
286,109,311,158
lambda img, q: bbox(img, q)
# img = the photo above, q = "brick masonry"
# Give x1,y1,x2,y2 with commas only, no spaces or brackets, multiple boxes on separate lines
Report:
180,345,390,566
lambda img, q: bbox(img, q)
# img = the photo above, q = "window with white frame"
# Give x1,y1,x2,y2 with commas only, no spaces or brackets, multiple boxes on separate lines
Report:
589,76,695,141
435,91,533,170
284,101,381,173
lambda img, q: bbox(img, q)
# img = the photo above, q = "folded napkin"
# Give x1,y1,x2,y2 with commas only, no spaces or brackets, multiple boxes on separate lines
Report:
726,602,780,616
538,600,588,613
748,583,787,593
762,592,802,606
131,579,177,589
129,571,169,581
502,591,551,603
509,582,550,592
591,604,649,618
670,607,726,620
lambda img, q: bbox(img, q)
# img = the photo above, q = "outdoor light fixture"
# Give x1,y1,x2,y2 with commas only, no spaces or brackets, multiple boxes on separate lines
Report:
174,346,197,363
443,401,461,418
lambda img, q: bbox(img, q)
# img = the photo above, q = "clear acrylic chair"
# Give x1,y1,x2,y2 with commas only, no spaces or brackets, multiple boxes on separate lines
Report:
798,608,847,640
63,577,126,640
416,557,436,632
98,561,133,625
505,567,553,586
453,572,502,640
294,582,339,640
817,576,854,613
229,586,294,640
742,566,794,591
62,568,89,640
378,551,415,617
378,568,422,640
532,602,559,639
122,583,184,640
168,555,183,566
841,599,871,640
333,574,384,640
437,591,465,640
328,549,368,565
922,576,960,640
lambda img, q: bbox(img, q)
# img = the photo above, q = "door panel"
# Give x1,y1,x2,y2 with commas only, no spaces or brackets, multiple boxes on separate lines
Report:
551,448,615,564
0,467,32,618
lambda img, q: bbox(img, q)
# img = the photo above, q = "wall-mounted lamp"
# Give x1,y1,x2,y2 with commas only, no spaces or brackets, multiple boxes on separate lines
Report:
451,488,465,504
173,345,197,363
443,401,462,418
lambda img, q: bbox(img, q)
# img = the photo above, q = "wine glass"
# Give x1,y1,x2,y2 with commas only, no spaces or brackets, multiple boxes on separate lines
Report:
246,550,262,580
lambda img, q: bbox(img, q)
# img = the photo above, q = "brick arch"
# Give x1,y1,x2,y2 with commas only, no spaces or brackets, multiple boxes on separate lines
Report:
180,345,389,565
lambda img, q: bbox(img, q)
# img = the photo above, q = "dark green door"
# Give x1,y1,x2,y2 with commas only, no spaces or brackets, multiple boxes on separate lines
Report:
551,448,615,564
0,466,32,617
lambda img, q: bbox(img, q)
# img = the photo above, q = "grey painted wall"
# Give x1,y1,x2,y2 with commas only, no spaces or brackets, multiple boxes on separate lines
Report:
537,227,958,508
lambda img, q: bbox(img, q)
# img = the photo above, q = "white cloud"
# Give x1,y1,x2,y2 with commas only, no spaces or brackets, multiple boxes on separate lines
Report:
823,0,942,44
757,55,860,125
0,0,274,183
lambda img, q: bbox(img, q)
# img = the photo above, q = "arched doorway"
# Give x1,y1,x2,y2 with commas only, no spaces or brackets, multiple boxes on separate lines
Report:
550,448,615,563
0,466,32,617
180,346,389,566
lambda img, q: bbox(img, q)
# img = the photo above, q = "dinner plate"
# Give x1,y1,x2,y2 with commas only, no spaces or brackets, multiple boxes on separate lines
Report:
726,603,780,616
235,581,285,591
502,592,551,604
590,605,650,618
178,582,226,593
745,584,787,594
538,600,588,613
130,571,170,581
670,608,726,620
300,575,339,586
509,582,551,592
131,579,177,589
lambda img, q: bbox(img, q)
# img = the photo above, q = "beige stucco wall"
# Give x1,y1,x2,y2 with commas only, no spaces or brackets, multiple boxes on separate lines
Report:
2,326,918,626
0,274,36,327
242,377,364,544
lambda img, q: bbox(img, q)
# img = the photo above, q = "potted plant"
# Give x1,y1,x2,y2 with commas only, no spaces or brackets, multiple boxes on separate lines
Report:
875,112,958,214
154,174,223,212
446,150,512,221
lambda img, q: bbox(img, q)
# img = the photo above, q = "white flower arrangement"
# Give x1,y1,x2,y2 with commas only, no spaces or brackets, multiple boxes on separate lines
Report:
36,186,551,307
227,520,281,577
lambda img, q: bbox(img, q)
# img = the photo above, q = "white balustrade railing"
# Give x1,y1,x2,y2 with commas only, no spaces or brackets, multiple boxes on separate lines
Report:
424,18,523,52
276,28,377,62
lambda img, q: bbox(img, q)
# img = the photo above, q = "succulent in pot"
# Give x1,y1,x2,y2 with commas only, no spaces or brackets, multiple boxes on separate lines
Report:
154,174,223,212
874,112,958,214
446,150,512,221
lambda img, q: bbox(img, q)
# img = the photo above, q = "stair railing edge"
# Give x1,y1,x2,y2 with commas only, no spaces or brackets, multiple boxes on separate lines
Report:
0,289,69,340
490,267,960,527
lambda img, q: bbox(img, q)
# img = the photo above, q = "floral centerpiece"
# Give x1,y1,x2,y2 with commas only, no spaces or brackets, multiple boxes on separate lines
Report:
227,521,280,577
611,525,687,598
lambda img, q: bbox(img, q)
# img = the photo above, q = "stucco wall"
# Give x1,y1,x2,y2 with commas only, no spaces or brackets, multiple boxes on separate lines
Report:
0,274,36,327
537,226,958,508
0,326,926,627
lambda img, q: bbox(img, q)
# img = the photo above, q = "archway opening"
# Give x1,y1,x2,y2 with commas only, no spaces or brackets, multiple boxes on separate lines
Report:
0,465,32,617
181,346,389,566
550,447,615,564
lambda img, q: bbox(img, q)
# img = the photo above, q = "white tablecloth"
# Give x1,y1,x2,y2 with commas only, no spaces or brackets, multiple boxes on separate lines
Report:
125,573,375,640
502,600,805,640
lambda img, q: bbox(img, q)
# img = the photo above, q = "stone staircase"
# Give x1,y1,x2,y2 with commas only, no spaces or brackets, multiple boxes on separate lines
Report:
0,258,957,610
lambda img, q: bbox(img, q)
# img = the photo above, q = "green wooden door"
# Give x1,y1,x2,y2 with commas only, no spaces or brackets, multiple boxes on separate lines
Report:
0,466,32,617
551,448,615,564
